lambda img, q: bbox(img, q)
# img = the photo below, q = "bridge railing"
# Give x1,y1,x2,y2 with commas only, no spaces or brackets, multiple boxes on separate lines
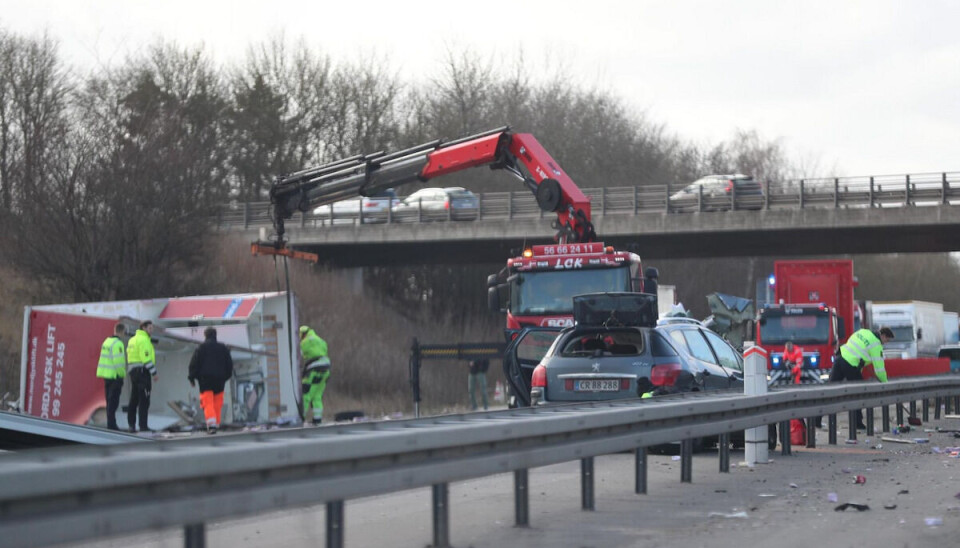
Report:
215,171,960,230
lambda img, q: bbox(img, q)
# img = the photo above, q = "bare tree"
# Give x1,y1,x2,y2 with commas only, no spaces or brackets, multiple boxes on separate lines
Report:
227,37,336,201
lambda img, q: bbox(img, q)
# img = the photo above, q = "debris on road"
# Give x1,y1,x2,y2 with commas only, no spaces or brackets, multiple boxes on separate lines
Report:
881,436,917,444
827,493,839,502
709,511,749,519
835,503,870,512
853,475,866,484
924,517,943,526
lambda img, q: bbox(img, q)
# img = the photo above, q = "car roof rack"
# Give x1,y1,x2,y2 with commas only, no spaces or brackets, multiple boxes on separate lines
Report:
656,317,704,326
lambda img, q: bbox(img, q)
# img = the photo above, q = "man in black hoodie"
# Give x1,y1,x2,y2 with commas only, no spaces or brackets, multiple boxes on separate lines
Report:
188,327,234,434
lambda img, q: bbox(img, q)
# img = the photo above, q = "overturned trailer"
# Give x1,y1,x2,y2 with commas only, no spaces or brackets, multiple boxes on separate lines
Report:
19,292,302,429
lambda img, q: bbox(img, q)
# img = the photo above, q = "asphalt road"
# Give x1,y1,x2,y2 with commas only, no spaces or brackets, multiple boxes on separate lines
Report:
72,415,960,548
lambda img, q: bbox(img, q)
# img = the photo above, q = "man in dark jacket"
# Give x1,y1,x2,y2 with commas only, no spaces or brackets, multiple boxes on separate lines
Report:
188,327,234,434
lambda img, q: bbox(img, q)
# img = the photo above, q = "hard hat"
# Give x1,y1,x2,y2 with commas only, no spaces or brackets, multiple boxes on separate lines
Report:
299,325,310,335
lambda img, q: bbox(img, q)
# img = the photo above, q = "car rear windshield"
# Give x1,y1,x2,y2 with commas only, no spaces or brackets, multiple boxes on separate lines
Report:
559,329,645,357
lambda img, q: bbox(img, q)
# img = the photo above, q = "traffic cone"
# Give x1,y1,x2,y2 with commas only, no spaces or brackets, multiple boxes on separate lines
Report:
494,380,505,403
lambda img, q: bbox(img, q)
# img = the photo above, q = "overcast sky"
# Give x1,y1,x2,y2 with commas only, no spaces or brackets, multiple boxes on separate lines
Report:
3,0,958,177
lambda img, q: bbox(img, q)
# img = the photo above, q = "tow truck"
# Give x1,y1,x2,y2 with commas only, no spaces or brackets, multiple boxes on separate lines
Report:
255,126,652,407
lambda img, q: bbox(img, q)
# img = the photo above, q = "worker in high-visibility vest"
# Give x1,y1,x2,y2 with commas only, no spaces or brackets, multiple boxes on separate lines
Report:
126,320,158,432
96,323,127,430
833,326,894,429
300,325,331,425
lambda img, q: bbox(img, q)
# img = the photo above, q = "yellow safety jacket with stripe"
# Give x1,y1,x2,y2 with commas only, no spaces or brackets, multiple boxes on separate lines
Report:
300,329,331,371
127,329,157,376
839,328,888,382
96,336,126,379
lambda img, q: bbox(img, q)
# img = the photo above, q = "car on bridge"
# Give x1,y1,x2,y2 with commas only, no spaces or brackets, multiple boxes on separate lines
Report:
670,174,764,212
391,187,480,221
313,189,399,224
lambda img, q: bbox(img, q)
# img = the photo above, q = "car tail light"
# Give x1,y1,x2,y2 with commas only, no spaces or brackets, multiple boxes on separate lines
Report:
725,180,733,193
444,199,450,209
531,364,547,388
651,362,683,386
364,201,378,208
620,378,630,390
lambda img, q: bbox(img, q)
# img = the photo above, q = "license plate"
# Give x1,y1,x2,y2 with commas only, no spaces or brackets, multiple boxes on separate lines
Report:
574,379,620,392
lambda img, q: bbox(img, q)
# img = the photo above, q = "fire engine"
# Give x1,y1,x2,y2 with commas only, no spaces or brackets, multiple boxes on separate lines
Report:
257,126,650,331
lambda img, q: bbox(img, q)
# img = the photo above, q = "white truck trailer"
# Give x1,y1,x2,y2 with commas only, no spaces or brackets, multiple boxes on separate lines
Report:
868,300,944,358
943,311,959,345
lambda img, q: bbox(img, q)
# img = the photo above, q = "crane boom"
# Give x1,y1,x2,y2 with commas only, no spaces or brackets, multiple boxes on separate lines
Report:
263,126,596,252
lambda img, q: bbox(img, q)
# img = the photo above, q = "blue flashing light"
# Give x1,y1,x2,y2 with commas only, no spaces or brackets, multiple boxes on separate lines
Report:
772,356,781,366
810,355,819,365
768,274,776,286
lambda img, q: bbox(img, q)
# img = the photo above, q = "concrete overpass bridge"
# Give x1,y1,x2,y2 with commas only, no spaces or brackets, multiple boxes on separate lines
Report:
216,172,960,266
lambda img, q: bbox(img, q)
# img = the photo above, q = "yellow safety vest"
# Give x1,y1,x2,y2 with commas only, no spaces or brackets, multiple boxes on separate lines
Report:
840,328,888,382
127,329,157,376
96,336,126,379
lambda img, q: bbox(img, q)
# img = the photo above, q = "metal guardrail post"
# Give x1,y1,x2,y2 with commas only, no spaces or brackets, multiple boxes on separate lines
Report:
828,414,837,445
514,469,529,526
718,433,730,473
882,405,890,432
635,447,647,494
869,177,875,207
847,411,857,442
418,198,423,223
866,408,875,436
805,417,816,448
922,399,930,422
943,172,949,205
909,400,917,419
680,439,693,482
432,483,450,548
508,193,513,219
409,338,421,419
243,202,250,229
779,420,791,455
300,211,306,228
326,501,344,548
935,397,942,419
697,185,703,213
581,457,595,510
833,178,839,209
601,187,606,215
731,182,737,211
764,181,770,210
896,403,904,426
184,523,205,548
798,180,805,209
905,174,911,206
633,186,639,215
664,185,670,213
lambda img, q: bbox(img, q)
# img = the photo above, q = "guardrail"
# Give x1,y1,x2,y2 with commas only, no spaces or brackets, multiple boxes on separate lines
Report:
214,171,960,230
1,377,959,548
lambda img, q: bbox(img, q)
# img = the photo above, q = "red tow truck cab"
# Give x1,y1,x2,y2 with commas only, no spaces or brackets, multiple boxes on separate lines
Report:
488,242,645,332
757,260,857,384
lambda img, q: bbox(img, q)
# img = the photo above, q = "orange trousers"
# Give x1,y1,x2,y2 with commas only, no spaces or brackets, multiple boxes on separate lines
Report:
199,390,224,427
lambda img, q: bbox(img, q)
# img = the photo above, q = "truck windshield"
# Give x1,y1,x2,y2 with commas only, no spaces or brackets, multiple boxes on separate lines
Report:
759,311,832,344
511,267,632,316
889,326,915,342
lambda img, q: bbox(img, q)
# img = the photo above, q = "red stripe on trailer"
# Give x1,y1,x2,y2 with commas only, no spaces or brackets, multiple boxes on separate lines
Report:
159,298,259,320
